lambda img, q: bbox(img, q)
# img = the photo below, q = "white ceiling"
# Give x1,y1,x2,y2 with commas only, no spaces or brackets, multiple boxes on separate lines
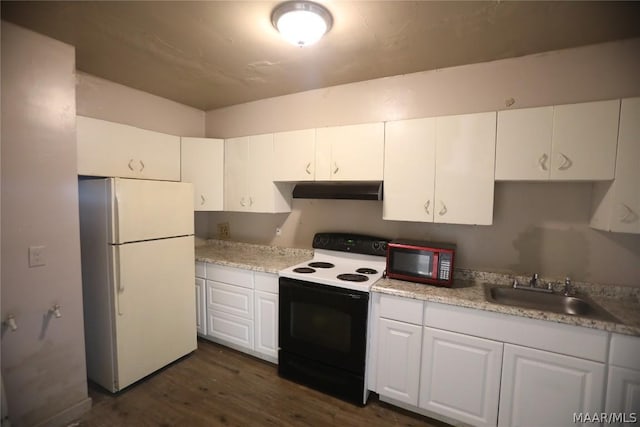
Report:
2,1,640,111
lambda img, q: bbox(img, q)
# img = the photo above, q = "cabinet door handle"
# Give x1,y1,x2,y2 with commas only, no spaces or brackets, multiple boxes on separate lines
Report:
424,200,430,215
439,201,447,216
139,160,145,171
128,159,135,171
305,162,312,175
620,204,639,223
333,162,339,175
558,153,573,171
240,197,246,207
538,153,549,171
200,195,206,206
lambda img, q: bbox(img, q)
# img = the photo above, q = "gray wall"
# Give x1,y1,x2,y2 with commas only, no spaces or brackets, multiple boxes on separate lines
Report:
1,22,90,426
203,38,640,288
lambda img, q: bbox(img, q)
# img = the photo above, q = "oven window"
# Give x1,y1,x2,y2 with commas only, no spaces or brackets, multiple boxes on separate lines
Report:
393,251,433,277
290,301,351,353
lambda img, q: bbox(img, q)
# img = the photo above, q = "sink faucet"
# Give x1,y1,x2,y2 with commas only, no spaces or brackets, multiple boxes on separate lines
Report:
512,273,553,293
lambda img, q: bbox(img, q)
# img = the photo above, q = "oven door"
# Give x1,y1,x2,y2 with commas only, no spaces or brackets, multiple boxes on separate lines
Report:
279,277,369,375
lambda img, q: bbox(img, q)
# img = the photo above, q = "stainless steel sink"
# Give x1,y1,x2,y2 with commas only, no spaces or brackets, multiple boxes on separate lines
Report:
484,285,619,322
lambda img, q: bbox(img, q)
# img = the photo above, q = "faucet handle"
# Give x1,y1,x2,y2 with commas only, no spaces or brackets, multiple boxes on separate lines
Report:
563,276,573,296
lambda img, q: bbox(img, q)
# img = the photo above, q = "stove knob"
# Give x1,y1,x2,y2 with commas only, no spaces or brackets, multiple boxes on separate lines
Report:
372,242,380,250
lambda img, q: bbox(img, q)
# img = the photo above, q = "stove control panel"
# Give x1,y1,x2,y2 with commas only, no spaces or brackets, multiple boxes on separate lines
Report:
313,233,389,257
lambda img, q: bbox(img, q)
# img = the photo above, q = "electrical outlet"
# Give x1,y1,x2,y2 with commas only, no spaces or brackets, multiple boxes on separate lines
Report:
29,245,46,267
217,222,230,239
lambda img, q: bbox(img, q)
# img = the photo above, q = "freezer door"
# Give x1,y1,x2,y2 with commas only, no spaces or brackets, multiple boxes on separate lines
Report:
112,235,196,391
112,178,194,243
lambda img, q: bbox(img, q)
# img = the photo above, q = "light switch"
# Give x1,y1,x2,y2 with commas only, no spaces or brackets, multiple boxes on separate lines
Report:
29,245,46,267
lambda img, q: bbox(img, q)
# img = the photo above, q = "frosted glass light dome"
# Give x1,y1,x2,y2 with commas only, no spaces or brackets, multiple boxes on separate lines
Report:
272,1,333,47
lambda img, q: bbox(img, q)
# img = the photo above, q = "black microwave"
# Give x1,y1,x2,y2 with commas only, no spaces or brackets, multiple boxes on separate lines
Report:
386,239,456,287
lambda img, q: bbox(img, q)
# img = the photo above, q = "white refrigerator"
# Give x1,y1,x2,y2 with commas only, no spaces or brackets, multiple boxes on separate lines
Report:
78,177,197,392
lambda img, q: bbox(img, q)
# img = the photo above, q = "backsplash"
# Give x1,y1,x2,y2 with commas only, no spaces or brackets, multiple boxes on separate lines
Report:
201,182,640,288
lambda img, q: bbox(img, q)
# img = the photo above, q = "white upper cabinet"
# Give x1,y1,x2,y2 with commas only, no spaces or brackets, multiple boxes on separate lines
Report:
496,106,554,181
181,137,224,211
384,113,496,225
77,116,180,181
224,134,292,213
383,118,437,222
552,99,620,180
496,99,620,181
224,136,250,212
315,122,384,181
273,129,316,181
591,97,640,234
434,111,496,225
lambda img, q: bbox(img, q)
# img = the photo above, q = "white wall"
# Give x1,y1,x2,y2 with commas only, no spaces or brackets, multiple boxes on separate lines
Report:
76,72,205,137
1,22,90,426
204,38,640,288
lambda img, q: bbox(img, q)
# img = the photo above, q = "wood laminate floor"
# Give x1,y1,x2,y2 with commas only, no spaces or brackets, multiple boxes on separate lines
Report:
78,339,450,427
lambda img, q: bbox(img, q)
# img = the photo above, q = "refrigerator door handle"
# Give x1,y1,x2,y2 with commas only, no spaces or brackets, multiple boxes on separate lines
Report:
113,246,124,316
113,191,120,244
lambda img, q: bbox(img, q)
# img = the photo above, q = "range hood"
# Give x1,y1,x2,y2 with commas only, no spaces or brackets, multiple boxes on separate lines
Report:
292,182,383,200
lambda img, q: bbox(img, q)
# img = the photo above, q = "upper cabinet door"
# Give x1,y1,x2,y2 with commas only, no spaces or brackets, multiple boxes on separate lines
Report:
590,97,640,234
435,112,496,225
224,136,249,211
247,133,275,212
496,107,554,181
77,116,180,181
273,129,316,181
551,99,620,180
316,122,384,181
383,118,436,222
181,137,224,211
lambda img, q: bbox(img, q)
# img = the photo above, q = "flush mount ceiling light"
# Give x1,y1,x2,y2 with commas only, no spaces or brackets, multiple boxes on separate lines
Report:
272,1,333,47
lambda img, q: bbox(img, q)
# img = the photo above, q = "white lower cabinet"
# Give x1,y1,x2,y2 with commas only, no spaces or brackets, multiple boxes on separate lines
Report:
253,272,279,361
606,366,640,423
372,295,613,427
419,327,502,427
498,344,605,427
376,318,422,406
202,264,278,363
195,262,206,336
605,333,640,425
195,277,206,336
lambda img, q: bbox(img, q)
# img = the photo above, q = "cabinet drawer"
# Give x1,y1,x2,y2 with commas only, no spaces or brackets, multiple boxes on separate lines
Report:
610,334,640,370
254,272,278,293
207,310,253,350
379,294,423,325
424,302,608,362
206,264,253,288
195,261,206,279
206,281,253,319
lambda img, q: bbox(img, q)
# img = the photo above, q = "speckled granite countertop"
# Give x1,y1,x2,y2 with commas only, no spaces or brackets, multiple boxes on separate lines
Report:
373,270,640,337
195,240,640,337
195,239,312,274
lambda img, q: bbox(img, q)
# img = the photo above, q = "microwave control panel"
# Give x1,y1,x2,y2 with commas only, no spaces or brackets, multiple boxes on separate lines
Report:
438,253,452,281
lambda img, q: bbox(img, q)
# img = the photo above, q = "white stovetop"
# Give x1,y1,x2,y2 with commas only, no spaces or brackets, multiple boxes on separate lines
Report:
278,249,387,292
